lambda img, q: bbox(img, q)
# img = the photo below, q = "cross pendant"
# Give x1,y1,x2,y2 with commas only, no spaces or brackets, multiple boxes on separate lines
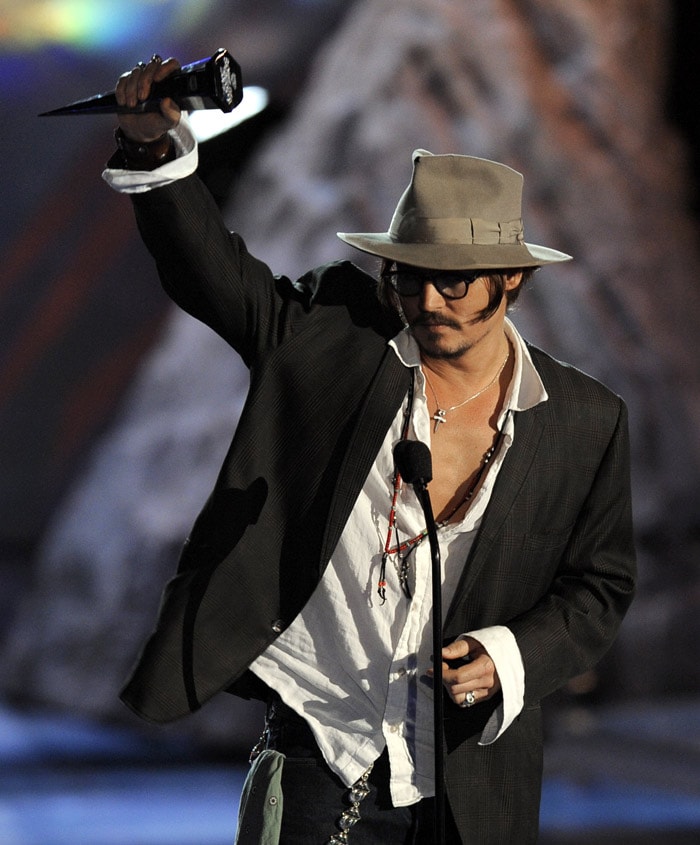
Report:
432,408,447,432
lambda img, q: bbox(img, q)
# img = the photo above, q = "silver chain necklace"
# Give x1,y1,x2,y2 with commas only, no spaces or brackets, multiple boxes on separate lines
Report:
423,350,509,432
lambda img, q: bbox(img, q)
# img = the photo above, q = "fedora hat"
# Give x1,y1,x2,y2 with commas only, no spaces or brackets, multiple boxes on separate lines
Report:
337,149,571,270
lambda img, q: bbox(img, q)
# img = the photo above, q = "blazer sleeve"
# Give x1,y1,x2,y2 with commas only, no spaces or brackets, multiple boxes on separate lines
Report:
507,396,636,704
130,173,305,367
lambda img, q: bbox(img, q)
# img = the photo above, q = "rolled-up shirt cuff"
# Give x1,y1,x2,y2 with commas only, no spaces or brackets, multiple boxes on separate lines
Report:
458,624,525,745
102,114,198,193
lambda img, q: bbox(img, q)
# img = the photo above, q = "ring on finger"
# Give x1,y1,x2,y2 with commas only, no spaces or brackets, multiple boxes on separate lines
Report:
459,691,477,708
151,53,163,64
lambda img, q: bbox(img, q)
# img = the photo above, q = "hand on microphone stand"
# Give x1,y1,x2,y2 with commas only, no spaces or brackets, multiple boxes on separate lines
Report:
426,636,501,709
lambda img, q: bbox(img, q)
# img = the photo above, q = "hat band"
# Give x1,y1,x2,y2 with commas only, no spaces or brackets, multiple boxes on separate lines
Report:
391,215,524,246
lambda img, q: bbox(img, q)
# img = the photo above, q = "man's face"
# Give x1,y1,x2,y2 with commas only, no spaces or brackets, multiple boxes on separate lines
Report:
393,265,521,361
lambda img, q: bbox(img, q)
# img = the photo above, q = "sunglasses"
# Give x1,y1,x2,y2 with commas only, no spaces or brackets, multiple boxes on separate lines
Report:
384,268,483,300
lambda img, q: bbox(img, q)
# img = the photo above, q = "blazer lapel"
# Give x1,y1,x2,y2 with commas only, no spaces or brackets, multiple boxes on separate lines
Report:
444,404,547,629
319,350,412,567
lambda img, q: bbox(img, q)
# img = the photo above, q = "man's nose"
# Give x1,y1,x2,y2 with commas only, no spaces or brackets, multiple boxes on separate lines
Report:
418,280,445,309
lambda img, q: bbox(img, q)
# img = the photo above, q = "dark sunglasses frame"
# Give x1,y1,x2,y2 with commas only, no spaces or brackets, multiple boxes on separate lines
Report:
383,267,484,300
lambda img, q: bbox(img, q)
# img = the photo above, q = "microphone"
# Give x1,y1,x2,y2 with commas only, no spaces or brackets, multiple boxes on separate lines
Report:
393,439,433,488
39,48,243,116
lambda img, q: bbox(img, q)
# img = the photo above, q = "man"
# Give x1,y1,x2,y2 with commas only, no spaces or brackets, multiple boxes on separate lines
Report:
104,56,636,844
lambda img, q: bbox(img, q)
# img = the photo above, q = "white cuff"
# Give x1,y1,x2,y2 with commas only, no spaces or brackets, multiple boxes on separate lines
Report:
459,625,524,745
102,114,198,193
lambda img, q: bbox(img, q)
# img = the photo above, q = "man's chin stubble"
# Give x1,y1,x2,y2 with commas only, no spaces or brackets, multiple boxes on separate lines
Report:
411,328,472,360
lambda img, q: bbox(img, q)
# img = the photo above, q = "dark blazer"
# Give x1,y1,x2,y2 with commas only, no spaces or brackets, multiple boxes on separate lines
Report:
121,173,636,844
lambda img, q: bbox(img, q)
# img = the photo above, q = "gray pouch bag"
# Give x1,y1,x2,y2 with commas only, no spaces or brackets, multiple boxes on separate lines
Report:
234,749,284,845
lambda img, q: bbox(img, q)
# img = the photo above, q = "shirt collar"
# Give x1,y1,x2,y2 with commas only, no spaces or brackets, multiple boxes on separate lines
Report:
389,316,547,413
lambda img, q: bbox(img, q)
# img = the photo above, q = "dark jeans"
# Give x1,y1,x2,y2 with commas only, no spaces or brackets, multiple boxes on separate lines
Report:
262,699,462,844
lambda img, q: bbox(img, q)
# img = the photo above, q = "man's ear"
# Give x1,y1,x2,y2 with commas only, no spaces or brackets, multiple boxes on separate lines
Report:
504,270,524,292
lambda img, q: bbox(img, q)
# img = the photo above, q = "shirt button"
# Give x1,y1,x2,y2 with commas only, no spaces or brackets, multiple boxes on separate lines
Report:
271,619,284,633
389,724,400,734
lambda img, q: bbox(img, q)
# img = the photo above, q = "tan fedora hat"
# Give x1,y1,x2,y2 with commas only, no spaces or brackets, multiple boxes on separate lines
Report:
337,149,571,270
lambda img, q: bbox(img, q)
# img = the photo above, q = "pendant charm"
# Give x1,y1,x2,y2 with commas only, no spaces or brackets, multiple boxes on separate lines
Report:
399,557,412,599
432,408,447,431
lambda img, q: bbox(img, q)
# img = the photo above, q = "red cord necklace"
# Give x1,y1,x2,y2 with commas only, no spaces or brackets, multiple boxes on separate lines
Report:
377,372,508,603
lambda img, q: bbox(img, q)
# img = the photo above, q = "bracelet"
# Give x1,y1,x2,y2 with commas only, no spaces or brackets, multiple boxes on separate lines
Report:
113,127,176,170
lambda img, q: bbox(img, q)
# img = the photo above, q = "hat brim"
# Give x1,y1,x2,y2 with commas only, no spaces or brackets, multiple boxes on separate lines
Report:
336,232,571,270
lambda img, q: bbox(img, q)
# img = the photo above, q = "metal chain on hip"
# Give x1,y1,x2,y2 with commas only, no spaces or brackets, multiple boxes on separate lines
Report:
328,763,375,844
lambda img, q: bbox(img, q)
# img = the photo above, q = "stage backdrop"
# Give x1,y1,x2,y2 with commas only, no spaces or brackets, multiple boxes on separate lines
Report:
1,0,699,750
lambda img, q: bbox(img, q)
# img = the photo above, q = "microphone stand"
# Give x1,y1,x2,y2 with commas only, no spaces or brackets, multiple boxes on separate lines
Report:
412,477,446,845
392,440,445,845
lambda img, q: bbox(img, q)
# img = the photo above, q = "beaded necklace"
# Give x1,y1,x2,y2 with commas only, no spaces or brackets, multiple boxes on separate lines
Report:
377,371,509,603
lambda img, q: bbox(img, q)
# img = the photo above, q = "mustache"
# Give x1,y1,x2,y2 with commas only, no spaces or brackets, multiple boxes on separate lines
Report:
409,315,461,330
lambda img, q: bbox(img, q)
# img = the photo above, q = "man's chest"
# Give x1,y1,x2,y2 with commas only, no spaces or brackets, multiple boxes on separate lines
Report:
426,402,505,523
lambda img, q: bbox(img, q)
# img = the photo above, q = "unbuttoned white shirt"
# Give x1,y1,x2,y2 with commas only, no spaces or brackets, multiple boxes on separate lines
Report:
251,320,548,807
102,131,549,807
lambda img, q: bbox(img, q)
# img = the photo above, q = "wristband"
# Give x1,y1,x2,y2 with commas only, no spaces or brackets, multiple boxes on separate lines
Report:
113,127,176,170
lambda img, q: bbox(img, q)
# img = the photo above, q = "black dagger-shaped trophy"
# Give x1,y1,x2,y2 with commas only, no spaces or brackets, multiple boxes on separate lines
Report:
39,48,242,116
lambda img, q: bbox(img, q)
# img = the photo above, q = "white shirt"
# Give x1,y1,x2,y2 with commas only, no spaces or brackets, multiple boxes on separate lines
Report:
101,133,549,806
251,320,547,806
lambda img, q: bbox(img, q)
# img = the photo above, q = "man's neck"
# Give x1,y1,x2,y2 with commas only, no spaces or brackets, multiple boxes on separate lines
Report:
419,327,511,392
